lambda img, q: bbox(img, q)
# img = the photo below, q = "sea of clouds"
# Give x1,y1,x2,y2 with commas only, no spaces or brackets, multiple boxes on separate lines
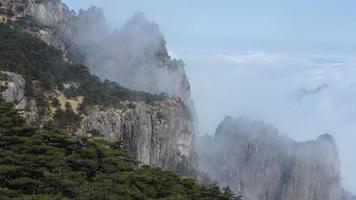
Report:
173,52,356,193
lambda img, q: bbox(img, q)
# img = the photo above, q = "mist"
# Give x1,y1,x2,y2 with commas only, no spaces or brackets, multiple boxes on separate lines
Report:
73,8,187,98
63,0,356,195
177,52,356,193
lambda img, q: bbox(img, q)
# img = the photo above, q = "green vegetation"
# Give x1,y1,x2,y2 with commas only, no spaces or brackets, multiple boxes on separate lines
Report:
175,156,197,177
0,100,240,200
0,24,164,111
52,103,82,130
7,16,48,31
178,99,193,121
0,8,6,15
35,0,62,4
0,8,14,17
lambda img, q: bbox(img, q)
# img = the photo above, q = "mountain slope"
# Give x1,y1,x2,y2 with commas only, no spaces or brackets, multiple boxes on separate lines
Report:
0,0,192,104
0,100,240,200
0,19,196,173
0,0,197,173
198,117,355,200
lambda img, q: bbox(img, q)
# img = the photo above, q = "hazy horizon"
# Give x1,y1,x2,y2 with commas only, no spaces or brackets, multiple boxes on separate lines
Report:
63,0,356,193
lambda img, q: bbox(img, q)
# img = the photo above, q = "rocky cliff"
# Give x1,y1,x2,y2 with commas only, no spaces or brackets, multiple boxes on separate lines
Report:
0,0,192,104
0,0,72,51
0,70,196,170
0,71,38,122
0,0,197,172
77,100,196,171
197,117,355,200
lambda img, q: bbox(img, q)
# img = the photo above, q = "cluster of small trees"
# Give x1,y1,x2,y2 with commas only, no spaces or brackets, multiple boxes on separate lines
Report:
0,23,164,113
0,20,241,200
0,100,240,200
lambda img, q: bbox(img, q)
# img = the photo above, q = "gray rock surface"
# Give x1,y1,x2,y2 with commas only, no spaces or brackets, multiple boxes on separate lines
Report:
32,29,66,52
0,0,73,26
0,0,192,104
197,117,355,200
77,101,196,170
0,0,197,171
0,71,38,122
0,71,26,109
0,70,197,170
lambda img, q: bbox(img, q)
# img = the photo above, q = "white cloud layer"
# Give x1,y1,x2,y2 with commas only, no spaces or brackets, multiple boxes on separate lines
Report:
173,52,356,193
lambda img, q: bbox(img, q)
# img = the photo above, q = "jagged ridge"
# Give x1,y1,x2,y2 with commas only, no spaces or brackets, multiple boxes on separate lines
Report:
0,0,197,173
198,117,355,200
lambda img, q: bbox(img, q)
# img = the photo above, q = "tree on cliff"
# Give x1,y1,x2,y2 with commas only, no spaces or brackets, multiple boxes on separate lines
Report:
0,100,240,200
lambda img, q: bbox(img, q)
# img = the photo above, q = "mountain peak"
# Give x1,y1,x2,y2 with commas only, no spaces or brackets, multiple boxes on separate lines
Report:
198,117,354,200
78,5,105,17
317,133,335,142
131,11,148,22
122,11,160,37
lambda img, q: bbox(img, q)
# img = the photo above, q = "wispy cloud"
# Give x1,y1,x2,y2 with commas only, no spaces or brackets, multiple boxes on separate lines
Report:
174,52,356,193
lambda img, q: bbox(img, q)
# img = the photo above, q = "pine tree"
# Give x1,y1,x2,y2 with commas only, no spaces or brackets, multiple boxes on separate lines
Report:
0,100,241,199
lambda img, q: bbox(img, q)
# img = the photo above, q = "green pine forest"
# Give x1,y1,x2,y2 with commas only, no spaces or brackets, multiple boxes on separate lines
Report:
0,23,240,199
0,23,164,111
0,100,240,199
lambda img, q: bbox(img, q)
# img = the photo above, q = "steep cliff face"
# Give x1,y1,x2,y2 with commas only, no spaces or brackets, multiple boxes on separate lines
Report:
0,71,38,122
197,117,355,200
0,0,73,26
0,69,196,171
0,0,72,51
0,0,197,172
76,11,192,104
283,135,355,200
0,0,192,103
0,71,26,108
77,101,196,170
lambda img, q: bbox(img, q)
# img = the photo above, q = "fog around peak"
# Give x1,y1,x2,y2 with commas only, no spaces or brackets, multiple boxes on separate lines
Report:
64,0,356,194
178,52,356,192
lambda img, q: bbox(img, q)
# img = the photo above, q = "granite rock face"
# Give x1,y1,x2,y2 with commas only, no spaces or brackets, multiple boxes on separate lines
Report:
0,0,73,26
0,0,192,104
197,117,355,200
77,101,196,170
0,70,197,170
0,71,38,122
80,12,192,103
0,71,26,109
0,0,72,53
0,0,197,171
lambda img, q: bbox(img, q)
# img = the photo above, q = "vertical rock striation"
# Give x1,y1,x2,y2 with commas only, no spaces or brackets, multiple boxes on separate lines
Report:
0,71,26,109
0,69,197,171
77,101,196,170
0,71,38,122
198,117,355,200
0,0,197,171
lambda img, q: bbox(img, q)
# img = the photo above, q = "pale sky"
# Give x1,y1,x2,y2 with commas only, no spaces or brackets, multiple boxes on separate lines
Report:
63,0,356,193
63,0,356,54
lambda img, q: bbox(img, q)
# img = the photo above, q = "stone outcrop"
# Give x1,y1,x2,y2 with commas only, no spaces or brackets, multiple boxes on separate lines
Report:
0,0,73,26
0,71,26,109
0,71,38,122
0,0,73,53
77,101,196,170
33,29,66,52
0,0,197,171
197,117,355,200
0,70,196,170
74,10,193,105
0,0,192,104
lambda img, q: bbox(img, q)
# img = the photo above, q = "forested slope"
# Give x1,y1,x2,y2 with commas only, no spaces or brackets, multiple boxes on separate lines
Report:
0,100,240,200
